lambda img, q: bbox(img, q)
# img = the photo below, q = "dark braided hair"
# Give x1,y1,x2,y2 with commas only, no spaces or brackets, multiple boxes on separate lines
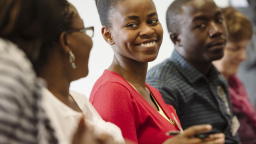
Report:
95,0,122,28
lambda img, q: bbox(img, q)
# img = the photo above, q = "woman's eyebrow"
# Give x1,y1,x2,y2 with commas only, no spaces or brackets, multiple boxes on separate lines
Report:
147,12,157,18
123,15,139,22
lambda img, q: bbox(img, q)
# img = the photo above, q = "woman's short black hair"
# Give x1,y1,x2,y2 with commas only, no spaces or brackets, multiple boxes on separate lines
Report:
95,0,122,27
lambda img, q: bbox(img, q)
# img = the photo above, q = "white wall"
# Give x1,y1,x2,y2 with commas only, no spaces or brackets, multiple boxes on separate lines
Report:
69,0,229,97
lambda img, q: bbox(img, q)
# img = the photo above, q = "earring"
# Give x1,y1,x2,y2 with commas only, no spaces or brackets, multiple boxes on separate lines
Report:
69,51,76,69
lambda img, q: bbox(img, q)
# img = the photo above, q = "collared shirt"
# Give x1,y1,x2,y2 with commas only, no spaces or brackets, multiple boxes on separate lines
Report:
146,50,240,143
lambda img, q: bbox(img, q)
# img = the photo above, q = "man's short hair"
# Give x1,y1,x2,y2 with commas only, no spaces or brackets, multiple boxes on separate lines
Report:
166,0,191,34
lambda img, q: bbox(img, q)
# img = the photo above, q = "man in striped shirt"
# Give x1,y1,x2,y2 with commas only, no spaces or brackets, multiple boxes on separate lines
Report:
146,0,240,143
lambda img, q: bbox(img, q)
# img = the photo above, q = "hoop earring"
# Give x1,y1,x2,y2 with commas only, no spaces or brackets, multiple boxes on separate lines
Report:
69,51,76,69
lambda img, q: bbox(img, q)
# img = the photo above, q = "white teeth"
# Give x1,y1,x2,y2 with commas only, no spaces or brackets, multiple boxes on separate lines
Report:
140,41,156,47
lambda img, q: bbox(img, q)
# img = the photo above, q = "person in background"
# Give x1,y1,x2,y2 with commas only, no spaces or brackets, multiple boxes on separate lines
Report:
235,0,256,109
0,0,104,143
146,0,239,143
90,0,225,143
35,1,125,144
0,0,61,143
213,6,256,144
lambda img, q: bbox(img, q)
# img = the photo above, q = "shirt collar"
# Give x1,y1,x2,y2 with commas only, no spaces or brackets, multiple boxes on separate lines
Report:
170,49,220,83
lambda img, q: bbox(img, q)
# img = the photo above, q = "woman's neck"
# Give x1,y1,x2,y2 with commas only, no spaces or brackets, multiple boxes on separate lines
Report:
38,58,72,103
108,56,148,87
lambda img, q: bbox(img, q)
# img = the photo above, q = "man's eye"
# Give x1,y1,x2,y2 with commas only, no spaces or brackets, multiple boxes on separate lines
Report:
195,23,206,29
126,23,139,28
216,18,224,24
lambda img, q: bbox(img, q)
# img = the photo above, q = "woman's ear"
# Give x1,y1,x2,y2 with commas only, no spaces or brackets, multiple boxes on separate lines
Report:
59,31,71,53
170,33,181,46
102,26,115,45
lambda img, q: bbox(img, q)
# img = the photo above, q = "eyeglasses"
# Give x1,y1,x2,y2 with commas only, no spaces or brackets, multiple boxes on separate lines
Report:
67,26,94,38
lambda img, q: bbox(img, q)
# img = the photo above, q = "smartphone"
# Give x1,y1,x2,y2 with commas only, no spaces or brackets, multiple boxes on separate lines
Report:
194,131,215,139
166,130,181,136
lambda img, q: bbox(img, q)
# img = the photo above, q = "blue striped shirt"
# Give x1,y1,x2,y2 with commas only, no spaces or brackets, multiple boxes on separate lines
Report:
146,50,240,143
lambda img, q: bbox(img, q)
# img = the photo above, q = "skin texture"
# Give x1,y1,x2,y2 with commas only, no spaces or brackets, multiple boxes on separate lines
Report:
213,39,249,80
171,0,227,76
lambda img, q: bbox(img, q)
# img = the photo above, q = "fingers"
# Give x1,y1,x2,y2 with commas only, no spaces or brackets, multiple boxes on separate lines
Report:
72,117,87,143
72,116,97,144
182,124,212,137
97,133,115,144
124,139,136,144
163,125,224,144
207,133,225,144
163,135,202,144
196,133,225,144
76,116,86,133
208,133,225,140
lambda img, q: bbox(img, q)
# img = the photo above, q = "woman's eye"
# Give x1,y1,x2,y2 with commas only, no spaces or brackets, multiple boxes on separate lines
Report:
148,19,158,25
126,23,138,28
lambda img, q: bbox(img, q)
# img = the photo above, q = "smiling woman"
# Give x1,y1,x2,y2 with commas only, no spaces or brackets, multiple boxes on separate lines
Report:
89,0,225,144
89,0,179,143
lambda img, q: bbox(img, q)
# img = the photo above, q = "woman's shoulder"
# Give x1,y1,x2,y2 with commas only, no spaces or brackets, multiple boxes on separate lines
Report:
94,69,130,86
90,70,134,99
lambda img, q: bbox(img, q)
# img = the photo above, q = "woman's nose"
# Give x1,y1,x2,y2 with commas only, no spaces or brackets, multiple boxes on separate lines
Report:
139,25,155,36
239,49,247,61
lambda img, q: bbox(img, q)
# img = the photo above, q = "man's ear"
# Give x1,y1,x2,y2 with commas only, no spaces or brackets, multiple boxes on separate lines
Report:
170,33,181,46
102,26,115,45
59,31,71,53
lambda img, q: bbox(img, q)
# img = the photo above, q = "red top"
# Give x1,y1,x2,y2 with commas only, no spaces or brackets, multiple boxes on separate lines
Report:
228,75,256,143
89,70,180,144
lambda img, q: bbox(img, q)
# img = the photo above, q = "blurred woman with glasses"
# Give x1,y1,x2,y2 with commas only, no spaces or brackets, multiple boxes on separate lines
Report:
34,1,125,144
